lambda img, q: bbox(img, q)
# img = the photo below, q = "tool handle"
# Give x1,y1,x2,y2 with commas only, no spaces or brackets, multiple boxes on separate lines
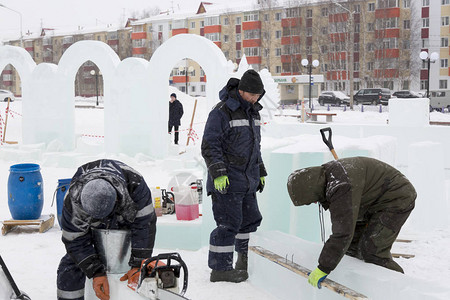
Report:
320,127,339,160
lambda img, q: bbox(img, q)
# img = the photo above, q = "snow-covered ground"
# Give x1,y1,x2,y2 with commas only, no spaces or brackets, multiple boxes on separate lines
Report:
1,93,450,299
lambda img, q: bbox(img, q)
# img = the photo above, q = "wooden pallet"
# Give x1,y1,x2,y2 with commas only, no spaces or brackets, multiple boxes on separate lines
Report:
392,253,415,259
1,214,55,235
250,246,369,300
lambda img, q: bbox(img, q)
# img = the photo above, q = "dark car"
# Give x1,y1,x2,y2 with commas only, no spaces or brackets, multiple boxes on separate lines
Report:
318,91,350,106
354,88,391,105
392,90,420,98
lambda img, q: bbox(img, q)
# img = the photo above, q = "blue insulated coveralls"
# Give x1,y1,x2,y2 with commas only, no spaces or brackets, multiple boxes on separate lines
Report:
56,159,156,300
201,78,267,271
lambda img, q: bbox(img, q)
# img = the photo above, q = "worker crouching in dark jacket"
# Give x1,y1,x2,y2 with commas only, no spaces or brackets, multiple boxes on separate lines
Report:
287,157,416,289
201,70,268,283
57,159,156,300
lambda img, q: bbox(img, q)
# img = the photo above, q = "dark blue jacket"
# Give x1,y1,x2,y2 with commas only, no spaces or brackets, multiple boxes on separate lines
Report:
201,78,267,194
60,159,156,278
169,99,184,126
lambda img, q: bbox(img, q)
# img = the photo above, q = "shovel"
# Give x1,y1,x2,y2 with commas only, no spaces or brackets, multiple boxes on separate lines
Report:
320,127,339,160
0,255,31,300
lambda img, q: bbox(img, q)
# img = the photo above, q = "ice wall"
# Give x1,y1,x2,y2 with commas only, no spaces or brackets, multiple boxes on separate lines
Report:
249,231,450,300
389,98,430,127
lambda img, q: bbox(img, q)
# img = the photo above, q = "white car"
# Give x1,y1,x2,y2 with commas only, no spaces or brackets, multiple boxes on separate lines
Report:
0,89,15,102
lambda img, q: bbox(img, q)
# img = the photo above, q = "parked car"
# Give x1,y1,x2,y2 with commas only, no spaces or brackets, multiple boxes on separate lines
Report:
392,90,420,98
0,89,15,102
318,91,350,106
353,88,391,105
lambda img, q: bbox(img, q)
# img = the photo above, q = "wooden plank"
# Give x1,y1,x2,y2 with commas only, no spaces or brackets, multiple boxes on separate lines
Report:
1,214,54,235
249,246,369,300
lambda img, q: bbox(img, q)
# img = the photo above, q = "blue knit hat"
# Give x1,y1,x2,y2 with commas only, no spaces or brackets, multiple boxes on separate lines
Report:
80,179,117,219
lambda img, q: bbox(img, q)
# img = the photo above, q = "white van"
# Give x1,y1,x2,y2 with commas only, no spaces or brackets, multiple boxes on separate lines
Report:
429,90,450,110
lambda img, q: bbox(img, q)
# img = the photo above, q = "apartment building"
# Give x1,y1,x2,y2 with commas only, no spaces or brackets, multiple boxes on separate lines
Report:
2,0,450,99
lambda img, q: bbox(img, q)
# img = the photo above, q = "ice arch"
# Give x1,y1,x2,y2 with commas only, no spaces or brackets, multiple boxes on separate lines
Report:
108,34,230,157
0,45,36,84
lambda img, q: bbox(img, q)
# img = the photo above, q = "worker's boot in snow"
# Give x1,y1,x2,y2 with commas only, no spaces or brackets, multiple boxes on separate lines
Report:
384,259,404,273
210,269,248,283
235,252,248,271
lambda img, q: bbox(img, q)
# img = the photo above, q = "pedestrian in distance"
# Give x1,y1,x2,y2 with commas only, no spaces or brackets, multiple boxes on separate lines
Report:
57,159,157,300
168,93,184,145
201,69,268,283
287,156,416,289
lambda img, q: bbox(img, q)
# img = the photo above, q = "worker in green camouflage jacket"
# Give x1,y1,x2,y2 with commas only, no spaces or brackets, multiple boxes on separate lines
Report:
287,157,416,289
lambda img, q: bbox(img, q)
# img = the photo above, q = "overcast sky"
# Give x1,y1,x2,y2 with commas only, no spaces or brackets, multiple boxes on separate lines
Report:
0,0,226,40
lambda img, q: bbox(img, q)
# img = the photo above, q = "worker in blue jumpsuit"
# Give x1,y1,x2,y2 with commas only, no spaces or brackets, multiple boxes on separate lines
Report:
201,70,267,282
56,159,156,300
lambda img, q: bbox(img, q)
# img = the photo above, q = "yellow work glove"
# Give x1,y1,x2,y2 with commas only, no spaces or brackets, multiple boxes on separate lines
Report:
257,177,265,193
214,175,229,194
308,267,328,289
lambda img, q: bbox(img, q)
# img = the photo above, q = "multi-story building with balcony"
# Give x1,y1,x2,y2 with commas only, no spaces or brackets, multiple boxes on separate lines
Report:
2,0,450,99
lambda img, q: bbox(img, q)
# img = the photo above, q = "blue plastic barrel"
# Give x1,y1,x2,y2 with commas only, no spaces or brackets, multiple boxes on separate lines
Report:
56,178,72,227
7,163,44,220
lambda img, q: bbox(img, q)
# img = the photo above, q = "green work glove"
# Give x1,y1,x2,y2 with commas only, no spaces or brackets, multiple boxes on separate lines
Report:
308,267,328,289
257,177,265,193
214,175,229,194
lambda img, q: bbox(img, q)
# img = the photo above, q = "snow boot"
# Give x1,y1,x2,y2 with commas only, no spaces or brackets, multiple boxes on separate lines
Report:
210,269,248,283
235,252,248,271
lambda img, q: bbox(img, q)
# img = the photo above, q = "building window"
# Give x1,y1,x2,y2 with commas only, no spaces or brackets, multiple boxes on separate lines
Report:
158,25,163,31
355,23,360,32
422,18,429,28
276,30,282,38
201,85,206,92
441,16,449,26
191,86,196,93
354,82,360,91
236,33,241,42
354,62,360,71
244,47,260,56
354,43,360,52
224,35,230,43
404,20,410,29
354,4,361,12
244,29,261,39
402,80,410,90
306,9,312,18
422,38,429,48
321,8,328,16
367,43,375,51
264,48,269,57
403,40,410,49
264,14,269,22
404,0,410,8
321,45,328,53
275,48,281,56
307,27,312,36
285,7,300,18
191,22,195,29
440,59,448,68
378,0,399,8
236,17,241,25
443,0,450,5
275,13,282,21
224,17,229,25
440,80,448,89
420,80,427,90
383,81,394,90
321,27,328,35
205,32,220,42
244,12,259,22
200,21,204,27
206,16,220,26
368,62,374,70
276,66,282,73
368,23,375,31
441,37,449,47
423,0,429,6
368,3,375,11
236,50,242,59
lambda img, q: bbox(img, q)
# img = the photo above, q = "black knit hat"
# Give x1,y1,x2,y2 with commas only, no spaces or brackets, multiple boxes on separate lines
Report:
238,70,264,94
170,93,177,98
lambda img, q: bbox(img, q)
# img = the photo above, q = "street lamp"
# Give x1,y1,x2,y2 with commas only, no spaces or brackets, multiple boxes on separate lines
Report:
0,3,23,47
419,51,439,98
90,70,102,106
301,58,319,110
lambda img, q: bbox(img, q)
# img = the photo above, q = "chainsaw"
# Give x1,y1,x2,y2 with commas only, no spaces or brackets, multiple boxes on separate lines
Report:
127,252,188,300
161,189,175,215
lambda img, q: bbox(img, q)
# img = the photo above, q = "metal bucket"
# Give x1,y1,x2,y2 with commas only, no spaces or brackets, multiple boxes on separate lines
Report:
92,229,132,274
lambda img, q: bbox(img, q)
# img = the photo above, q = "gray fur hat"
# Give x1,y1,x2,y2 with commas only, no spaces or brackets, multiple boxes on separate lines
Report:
80,179,117,219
